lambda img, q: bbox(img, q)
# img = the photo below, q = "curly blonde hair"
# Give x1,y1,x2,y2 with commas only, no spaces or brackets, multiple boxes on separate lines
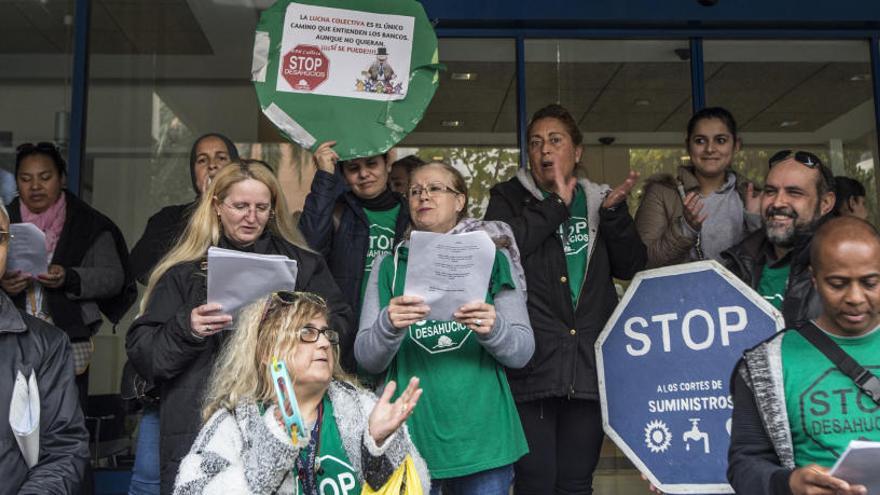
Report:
201,292,349,420
140,160,310,313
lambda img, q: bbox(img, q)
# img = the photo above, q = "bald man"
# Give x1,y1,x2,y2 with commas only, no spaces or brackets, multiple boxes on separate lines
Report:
727,216,879,495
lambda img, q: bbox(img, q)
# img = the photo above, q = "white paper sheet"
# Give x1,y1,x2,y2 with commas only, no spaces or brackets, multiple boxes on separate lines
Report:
9,369,40,468
206,247,298,316
8,223,48,276
829,440,880,492
404,231,496,321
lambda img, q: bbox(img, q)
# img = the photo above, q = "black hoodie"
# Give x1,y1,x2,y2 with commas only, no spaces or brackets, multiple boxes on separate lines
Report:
130,134,239,284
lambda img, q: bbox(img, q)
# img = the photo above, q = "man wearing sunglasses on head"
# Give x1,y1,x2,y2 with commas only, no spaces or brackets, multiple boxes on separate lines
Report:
721,150,836,329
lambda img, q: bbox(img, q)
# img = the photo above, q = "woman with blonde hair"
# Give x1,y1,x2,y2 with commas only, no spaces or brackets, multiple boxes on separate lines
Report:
174,291,429,494
126,160,352,493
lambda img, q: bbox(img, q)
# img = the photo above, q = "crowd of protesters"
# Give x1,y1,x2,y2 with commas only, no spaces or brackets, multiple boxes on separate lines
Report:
1,104,877,495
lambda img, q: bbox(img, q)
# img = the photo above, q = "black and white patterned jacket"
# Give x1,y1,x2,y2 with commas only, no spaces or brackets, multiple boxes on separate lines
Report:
173,380,430,494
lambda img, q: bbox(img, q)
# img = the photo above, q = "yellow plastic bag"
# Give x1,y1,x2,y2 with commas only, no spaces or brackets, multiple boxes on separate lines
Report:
361,455,423,495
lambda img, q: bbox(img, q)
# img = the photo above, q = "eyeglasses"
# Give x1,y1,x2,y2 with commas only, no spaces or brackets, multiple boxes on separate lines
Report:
769,150,824,169
0,231,12,244
257,291,335,341
216,199,273,218
297,324,340,345
16,142,58,155
768,149,835,188
408,182,461,199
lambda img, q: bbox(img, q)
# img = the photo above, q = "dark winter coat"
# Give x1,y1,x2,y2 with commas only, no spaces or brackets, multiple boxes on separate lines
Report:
299,170,409,323
125,233,353,494
484,169,646,402
7,191,137,339
0,292,89,495
130,202,194,285
720,229,821,329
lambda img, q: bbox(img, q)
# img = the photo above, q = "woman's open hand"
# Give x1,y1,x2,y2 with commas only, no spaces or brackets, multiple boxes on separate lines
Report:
602,170,640,209
368,377,422,447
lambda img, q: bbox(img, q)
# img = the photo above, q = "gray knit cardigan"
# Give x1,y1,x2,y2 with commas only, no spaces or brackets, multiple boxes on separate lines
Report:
173,380,430,494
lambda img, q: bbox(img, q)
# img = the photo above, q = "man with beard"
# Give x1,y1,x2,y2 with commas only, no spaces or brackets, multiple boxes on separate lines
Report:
727,216,878,495
721,150,836,328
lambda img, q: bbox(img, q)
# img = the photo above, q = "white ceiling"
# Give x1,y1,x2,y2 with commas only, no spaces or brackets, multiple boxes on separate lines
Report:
0,2,875,149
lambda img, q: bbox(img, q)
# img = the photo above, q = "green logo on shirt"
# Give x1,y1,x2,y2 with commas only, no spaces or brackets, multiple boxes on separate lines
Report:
314,455,358,494
409,319,472,354
560,216,589,256
799,366,880,456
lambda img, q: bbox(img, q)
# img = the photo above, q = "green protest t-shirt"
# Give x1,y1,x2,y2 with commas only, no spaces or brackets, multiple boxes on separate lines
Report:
376,246,528,479
757,263,790,310
297,395,361,495
781,326,880,467
543,185,589,306
360,205,401,304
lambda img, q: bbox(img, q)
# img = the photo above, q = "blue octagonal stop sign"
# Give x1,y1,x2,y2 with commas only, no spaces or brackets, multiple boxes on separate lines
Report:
596,261,783,494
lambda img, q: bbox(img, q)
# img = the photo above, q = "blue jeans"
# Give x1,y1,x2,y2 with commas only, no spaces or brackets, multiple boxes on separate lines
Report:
430,465,514,495
128,407,161,495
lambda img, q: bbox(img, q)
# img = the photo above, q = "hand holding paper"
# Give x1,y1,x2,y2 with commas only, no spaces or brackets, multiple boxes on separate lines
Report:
387,295,430,330
827,440,880,494
404,231,496,322
8,223,49,277
206,247,299,319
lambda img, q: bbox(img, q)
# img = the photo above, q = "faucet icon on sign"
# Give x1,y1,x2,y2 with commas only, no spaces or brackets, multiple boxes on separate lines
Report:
682,418,710,454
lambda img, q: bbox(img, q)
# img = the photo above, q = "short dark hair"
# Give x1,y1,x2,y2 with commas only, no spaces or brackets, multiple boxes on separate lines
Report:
15,142,67,177
391,155,424,173
833,176,867,214
527,104,583,146
686,107,739,143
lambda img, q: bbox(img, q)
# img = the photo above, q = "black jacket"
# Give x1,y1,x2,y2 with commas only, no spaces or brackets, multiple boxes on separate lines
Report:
299,170,409,322
484,171,646,402
130,202,194,285
125,233,353,494
8,191,137,339
0,293,89,495
720,229,821,329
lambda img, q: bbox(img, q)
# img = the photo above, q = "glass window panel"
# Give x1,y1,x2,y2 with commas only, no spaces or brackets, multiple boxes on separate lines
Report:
704,40,878,223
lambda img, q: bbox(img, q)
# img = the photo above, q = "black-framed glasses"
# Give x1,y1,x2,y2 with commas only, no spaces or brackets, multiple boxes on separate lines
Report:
408,182,461,199
768,149,835,188
0,231,12,244
768,149,824,169
297,324,340,344
16,142,58,155
257,290,331,336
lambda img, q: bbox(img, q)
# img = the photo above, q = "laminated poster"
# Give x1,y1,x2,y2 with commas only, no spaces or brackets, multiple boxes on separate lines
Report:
253,0,440,160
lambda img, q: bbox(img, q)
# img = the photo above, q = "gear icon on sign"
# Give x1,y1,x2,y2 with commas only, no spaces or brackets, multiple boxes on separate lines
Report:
644,419,672,453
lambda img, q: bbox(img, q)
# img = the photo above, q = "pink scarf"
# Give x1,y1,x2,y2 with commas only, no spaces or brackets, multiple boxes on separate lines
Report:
21,194,67,254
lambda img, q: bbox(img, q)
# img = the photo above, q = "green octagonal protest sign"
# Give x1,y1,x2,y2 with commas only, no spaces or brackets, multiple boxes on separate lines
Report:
253,0,440,160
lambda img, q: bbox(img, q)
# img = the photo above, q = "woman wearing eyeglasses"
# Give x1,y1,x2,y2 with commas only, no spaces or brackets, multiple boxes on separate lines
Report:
635,107,762,268
0,142,137,407
299,143,410,349
126,132,238,495
173,291,429,494
126,160,353,494
357,161,534,493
